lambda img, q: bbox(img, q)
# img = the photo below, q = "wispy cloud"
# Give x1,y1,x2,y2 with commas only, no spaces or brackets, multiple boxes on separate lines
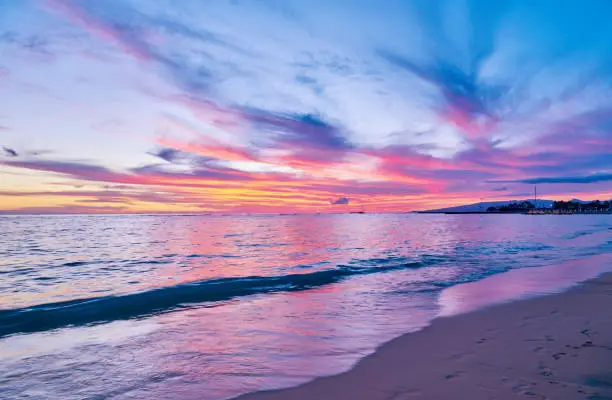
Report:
379,51,501,139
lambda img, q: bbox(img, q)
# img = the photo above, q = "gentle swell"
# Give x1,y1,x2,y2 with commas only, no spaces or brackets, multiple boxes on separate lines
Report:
0,261,425,338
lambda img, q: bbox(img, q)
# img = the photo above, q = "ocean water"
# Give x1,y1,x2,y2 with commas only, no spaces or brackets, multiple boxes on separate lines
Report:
0,213,611,399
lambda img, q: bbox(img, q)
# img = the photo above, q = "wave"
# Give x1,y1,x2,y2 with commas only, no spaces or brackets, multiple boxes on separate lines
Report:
0,259,427,338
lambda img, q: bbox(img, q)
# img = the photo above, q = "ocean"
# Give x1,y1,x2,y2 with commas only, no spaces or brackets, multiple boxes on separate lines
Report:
1,213,611,399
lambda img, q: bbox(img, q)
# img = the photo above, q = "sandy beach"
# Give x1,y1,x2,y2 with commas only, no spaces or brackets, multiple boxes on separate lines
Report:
238,271,612,400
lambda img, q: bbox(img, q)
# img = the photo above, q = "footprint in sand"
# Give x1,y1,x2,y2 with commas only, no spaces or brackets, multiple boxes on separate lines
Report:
512,384,547,399
538,363,553,377
552,352,566,360
444,371,464,380
386,388,422,399
522,391,547,399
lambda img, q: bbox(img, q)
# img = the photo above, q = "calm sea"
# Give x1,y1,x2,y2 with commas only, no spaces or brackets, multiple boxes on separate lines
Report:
1,214,611,399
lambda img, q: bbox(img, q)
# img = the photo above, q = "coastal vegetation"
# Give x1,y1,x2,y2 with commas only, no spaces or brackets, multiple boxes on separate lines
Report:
486,200,611,214
486,201,535,213
551,200,610,212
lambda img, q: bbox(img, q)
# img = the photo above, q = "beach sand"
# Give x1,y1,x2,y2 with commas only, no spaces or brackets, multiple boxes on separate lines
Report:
237,272,612,399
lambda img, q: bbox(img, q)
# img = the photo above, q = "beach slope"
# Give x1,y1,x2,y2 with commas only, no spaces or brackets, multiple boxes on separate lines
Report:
237,272,612,399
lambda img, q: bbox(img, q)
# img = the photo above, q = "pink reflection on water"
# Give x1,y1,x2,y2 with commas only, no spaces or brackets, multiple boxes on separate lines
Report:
150,214,468,286
133,275,437,399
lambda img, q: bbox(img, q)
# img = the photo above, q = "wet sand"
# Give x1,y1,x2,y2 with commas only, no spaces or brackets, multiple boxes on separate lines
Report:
237,271,612,399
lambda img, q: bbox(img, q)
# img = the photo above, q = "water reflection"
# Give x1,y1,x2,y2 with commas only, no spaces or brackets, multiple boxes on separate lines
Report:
0,214,610,399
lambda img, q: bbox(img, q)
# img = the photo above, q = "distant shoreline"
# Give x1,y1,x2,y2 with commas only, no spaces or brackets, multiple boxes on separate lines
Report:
416,210,612,215
419,198,612,214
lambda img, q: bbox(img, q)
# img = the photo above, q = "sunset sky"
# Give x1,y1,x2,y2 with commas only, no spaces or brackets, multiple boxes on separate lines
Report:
1,0,611,214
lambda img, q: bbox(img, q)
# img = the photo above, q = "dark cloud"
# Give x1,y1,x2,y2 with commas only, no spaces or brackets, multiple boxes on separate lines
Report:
1,146,18,157
506,152,612,179
330,196,349,205
235,109,354,166
488,171,612,185
0,158,257,186
148,147,186,163
1,160,127,182
148,146,216,166
247,110,351,150
511,173,612,184
171,97,352,156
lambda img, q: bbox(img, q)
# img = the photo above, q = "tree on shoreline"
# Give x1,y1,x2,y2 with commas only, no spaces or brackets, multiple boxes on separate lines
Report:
487,201,535,213
553,200,611,211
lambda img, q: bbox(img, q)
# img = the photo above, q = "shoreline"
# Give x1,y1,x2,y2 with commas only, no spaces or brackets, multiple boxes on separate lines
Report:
416,211,612,215
236,261,612,399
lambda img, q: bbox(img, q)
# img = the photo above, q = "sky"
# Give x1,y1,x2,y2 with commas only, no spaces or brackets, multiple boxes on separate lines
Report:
0,0,611,214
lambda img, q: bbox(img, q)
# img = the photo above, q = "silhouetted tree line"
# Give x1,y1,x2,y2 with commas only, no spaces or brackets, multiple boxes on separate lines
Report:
487,201,535,213
552,200,610,211
484,199,611,213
